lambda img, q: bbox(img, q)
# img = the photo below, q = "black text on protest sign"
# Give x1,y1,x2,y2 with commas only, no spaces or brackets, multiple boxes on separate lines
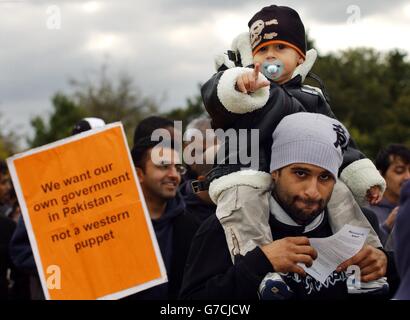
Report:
33,163,134,254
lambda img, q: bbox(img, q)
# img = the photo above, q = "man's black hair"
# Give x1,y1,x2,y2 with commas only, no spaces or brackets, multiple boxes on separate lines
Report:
71,119,93,135
131,137,177,171
0,160,8,175
375,144,410,176
133,116,174,146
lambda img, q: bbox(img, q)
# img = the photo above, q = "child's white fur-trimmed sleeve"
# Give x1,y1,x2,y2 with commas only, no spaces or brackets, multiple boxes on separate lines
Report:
340,158,386,206
209,170,272,204
214,53,235,71
217,67,270,114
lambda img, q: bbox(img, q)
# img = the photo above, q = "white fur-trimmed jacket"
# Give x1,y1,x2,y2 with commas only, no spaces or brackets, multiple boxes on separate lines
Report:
204,33,385,206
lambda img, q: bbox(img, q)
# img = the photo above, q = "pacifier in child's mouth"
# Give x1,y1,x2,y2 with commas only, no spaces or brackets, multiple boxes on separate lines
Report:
262,60,284,81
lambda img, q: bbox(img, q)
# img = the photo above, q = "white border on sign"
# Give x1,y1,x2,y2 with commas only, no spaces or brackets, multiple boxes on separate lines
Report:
7,122,168,300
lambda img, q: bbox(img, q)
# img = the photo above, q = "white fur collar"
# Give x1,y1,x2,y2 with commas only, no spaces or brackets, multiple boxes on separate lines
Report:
231,32,254,67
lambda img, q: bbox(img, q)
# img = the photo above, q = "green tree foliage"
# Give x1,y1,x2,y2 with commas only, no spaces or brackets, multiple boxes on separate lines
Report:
28,93,87,148
162,87,206,130
29,66,160,147
0,114,19,158
70,66,159,141
0,132,18,159
307,48,410,158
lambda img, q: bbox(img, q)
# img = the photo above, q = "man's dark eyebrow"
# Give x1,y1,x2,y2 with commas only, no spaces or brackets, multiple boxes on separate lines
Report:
291,166,333,176
319,170,332,176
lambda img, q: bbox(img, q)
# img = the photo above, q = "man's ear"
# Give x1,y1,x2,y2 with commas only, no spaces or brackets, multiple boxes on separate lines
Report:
271,170,279,182
136,167,144,183
298,57,305,65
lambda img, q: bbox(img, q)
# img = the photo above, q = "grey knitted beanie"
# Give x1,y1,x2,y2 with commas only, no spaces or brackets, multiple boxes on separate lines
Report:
270,112,350,178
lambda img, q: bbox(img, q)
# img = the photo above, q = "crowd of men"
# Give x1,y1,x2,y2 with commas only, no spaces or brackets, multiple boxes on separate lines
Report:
0,115,409,300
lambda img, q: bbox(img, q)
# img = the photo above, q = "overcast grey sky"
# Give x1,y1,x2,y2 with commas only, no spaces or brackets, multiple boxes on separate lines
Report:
1,0,410,146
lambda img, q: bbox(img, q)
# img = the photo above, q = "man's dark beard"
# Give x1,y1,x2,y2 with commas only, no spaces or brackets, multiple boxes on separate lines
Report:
272,190,326,226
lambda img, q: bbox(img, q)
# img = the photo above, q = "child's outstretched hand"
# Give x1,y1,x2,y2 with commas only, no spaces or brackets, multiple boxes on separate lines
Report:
366,185,383,205
236,63,270,94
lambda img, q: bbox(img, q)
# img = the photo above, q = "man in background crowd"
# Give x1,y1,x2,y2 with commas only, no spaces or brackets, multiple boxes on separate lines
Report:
370,144,410,244
179,116,218,224
128,136,199,299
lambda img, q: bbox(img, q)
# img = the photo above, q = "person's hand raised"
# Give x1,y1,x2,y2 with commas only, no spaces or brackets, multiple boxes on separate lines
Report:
235,63,270,94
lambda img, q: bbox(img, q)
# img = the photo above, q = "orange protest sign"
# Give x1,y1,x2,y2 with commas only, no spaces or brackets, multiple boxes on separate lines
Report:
7,123,167,300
